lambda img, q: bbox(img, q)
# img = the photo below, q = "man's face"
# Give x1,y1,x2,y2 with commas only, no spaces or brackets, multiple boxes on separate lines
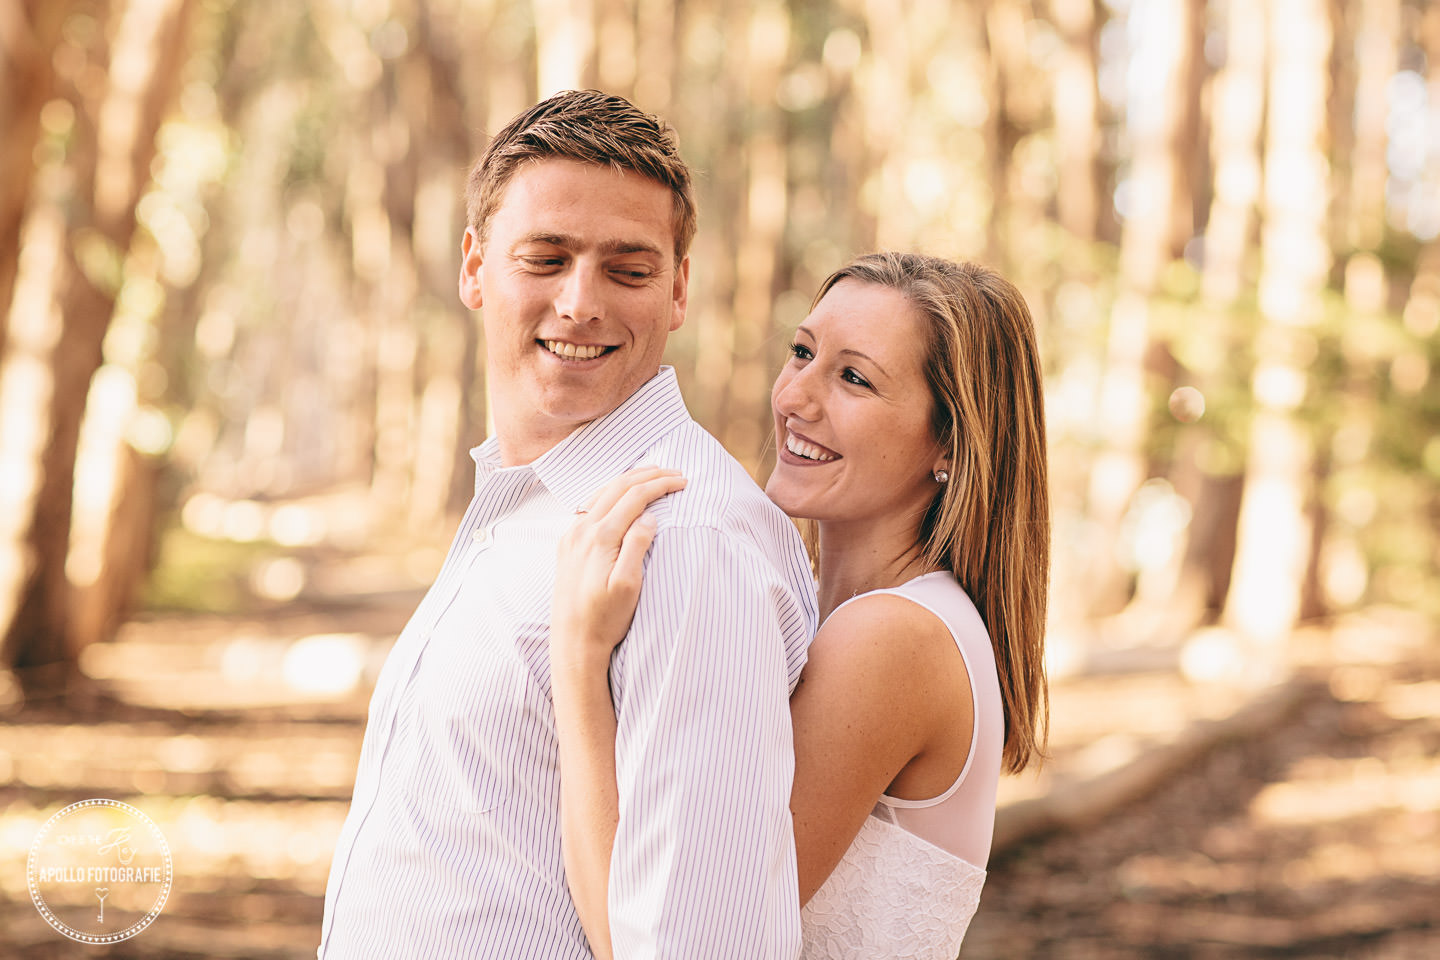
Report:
458,158,689,465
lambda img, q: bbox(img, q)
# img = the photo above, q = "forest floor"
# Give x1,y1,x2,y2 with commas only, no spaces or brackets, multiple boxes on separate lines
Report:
0,547,1436,959
966,644,1440,959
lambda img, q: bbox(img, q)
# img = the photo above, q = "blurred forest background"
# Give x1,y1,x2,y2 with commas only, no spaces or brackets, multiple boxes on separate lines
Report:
0,0,1438,956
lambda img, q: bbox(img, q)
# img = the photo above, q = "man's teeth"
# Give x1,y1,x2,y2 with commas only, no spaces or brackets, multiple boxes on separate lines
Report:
544,340,606,360
786,434,837,462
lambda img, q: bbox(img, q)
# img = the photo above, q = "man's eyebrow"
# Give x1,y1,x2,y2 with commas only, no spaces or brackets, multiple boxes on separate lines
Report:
599,238,664,257
512,232,573,249
511,233,664,258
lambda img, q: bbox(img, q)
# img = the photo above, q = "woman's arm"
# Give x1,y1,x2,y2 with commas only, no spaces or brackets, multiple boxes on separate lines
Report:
787,594,974,904
550,467,686,960
551,632,622,960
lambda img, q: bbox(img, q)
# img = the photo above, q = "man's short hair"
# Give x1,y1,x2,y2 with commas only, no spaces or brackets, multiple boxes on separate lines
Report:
464,90,697,264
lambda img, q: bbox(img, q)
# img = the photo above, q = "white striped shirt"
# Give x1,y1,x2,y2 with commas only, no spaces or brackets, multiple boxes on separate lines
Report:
319,367,818,959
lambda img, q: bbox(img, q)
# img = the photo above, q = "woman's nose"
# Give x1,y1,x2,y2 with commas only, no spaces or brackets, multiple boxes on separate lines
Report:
773,364,820,421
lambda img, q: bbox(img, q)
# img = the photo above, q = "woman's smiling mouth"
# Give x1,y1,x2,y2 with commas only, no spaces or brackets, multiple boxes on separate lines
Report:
784,431,839,462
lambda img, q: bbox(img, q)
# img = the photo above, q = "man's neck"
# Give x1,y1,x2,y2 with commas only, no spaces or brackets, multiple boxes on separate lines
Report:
495,423,585,468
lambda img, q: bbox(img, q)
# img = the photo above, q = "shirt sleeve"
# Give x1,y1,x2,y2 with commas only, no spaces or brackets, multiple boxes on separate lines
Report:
607,526,803,959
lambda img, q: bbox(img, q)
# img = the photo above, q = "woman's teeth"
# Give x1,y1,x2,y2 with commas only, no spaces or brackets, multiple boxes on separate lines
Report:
544,340,606,360
786,434,837,462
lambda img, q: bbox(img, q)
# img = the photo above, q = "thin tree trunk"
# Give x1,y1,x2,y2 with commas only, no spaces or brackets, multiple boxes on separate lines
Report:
1311,0,1399,622
1115,0,1192,292
1049,0,1101,245
1171,0,1208,257
1159,0,1270,627
1346,0,1399,254
1087,0,1200,617
982,0,1028,265
721,2,790,465
532,0,594,96
632,0,676,114
0,0,79,362
685,0,746,434
407,0,484,516
593,0,638,100
1201,0,1266,307
1223,0,1333,655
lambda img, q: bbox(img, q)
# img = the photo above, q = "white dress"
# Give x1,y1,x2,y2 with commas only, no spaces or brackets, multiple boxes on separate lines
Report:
799,572,1005,959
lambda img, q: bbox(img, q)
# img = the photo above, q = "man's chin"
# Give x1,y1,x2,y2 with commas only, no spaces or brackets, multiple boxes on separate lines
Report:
532,400,612,433
535,376,650,422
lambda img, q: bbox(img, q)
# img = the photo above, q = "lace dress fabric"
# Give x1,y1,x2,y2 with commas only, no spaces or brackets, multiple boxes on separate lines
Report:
800,812,986,959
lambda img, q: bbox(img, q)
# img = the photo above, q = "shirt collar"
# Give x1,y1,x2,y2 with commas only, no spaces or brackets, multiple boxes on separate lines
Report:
469,366,692,510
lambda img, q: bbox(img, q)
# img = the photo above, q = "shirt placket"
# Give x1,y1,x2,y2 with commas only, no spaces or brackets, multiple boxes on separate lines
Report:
371,469,529,746
330,468,533,893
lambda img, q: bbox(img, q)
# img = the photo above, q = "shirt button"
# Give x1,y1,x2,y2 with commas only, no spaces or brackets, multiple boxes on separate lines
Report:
471,527,490,546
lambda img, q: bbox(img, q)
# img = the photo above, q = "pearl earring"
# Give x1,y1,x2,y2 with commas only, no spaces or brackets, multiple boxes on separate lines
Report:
933,469,949,484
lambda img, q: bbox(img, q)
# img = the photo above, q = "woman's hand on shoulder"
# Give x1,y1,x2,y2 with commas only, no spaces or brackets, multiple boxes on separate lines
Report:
550,466,687,675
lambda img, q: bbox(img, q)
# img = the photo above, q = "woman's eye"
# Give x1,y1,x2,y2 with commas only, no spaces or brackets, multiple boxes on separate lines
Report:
788,342,813,361
842,368,872,388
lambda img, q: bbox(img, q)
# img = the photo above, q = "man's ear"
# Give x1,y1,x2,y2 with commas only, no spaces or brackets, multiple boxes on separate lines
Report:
669,255,690,332
458,226,484,310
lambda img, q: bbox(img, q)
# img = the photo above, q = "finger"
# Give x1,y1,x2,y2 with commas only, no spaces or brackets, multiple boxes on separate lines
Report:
583,465,682,517
608,513,659,597
582,466,677,520
590,475,686,544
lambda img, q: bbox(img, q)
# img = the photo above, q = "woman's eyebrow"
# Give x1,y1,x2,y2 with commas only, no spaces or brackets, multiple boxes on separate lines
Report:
839,348,888,377
794,327,891,378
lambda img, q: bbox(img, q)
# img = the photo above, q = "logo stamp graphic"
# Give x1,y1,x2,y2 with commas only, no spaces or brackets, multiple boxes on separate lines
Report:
27,799,173,944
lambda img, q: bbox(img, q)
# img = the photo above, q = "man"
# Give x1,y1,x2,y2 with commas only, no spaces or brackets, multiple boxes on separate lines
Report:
318,90,818,959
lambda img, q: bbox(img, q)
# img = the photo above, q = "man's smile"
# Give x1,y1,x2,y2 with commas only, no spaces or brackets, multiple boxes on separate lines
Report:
540,339,615,360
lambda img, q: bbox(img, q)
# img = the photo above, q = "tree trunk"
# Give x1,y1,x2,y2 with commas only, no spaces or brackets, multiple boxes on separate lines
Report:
1048,0,1101,245
0,0,195,700
722,0,791,465
1163,0,1268,627
72,445,162,653
982,0,1028,265
0,0,80,363
1312,0,1399,621
1087,0,1201,617
1201,0,1265,307
683,0,746,435
532,0,595,96
404,2,484,516
1223,0,1332,657
1345,0,1399,255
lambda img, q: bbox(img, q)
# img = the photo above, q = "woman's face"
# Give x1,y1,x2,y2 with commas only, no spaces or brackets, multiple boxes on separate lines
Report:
765,279,946,527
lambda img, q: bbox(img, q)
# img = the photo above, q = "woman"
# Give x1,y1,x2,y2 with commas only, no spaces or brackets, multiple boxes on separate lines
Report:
550,252,1050,958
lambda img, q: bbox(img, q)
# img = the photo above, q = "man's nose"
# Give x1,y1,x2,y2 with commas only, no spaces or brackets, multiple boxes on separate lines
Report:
553,263,603,323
